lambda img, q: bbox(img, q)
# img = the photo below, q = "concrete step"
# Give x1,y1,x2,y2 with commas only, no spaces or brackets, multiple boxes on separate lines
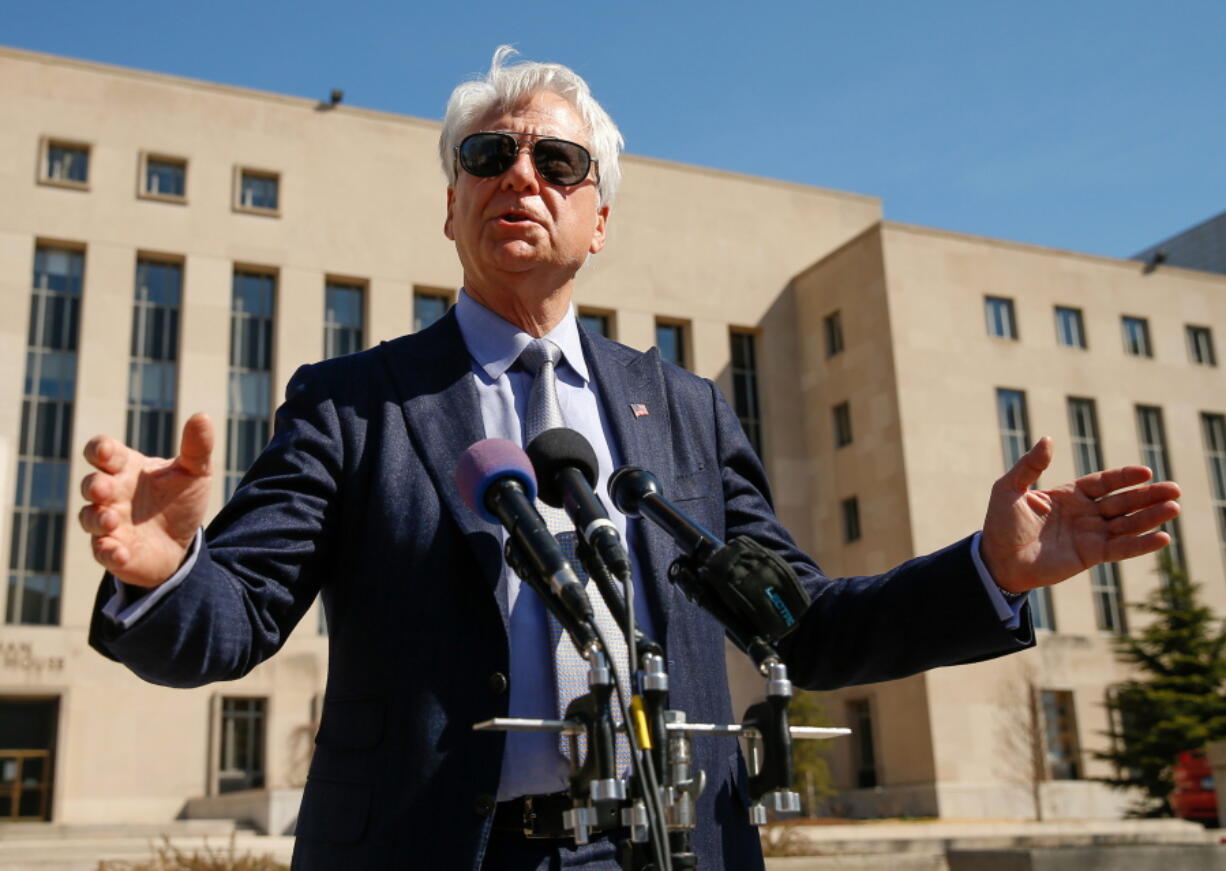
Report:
0,834,293,871
0,820,236,841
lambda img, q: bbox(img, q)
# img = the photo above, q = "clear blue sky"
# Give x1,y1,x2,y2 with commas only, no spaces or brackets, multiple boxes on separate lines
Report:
6,0,1223,259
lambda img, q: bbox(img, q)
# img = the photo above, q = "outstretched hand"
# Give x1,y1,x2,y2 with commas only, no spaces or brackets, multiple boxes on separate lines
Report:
79,413,214,588
980,436,1181,594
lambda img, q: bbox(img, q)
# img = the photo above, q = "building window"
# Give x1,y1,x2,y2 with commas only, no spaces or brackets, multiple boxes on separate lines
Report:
127,259,182,458
227,270,275,499
1054,306,1086,349
1090,563,1127,634
1068,397,1125,632
841,497,861,543
1187,325,1217,366
7,246,83,626
1202,413,1226,563
996,388,1030,469
413,288,452,333
832,401,852,448
323,281,364,359
218,697,266,794
39,138,90,187
1067,397,1103,476
823,311,844,357
655,320,687,369
1122,316,1152,358
729,331,762,456
578,309,612,338
1029,587,1056,631
846,699,877,788
1136,404,1185,576
1040,690,1082,780
234,168,280,214
984,296,1017,339
140,154,187,202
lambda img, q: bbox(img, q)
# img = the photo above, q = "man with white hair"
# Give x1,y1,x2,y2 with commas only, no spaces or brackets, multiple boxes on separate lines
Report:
82,48,1181,869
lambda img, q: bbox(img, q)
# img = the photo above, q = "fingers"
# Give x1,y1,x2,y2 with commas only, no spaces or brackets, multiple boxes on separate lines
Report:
89,534,132,576
78,503,120,536
1105,502,1181,537
177,413,214,477
1103,530,1172,563
1001,436,1053,492
82,434,128,474
1096,481,1181,518
1077,465,1155,500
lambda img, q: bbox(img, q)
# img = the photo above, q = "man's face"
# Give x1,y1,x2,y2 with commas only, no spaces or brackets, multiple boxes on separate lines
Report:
444,91,609,297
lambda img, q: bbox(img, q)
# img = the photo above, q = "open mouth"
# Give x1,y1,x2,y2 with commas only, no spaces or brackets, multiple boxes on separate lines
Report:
499,210,534,223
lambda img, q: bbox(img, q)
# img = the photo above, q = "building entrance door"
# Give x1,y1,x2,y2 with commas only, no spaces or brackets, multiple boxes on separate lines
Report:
0,697,58,820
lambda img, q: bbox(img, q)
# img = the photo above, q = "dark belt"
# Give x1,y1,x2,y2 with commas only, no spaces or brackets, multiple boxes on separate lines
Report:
492,792,577,839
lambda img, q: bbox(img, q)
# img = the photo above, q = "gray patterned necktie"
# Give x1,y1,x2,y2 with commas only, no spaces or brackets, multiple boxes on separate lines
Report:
518,337,631,772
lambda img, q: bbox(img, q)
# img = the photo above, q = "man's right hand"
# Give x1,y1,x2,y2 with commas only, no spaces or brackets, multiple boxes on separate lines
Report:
79,413,214,588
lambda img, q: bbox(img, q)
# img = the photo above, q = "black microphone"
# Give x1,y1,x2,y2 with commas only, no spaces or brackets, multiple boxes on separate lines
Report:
526,428,632,580
455,439,595,647
609,464,811,661
607,466,723,564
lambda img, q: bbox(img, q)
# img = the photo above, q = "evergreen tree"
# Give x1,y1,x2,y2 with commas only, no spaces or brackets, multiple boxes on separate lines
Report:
788,689,836,817
1098,562,1226,816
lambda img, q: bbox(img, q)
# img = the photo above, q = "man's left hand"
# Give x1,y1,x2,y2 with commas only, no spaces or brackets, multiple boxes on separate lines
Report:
980,436,1182,594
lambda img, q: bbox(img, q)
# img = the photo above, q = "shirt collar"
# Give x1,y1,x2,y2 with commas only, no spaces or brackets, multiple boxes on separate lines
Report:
455,289,590,384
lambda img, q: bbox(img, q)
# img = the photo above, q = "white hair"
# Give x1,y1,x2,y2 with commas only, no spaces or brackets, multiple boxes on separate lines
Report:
439,46,623,205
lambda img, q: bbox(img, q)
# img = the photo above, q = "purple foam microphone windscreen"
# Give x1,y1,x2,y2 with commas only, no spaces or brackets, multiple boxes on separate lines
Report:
454,438,538,524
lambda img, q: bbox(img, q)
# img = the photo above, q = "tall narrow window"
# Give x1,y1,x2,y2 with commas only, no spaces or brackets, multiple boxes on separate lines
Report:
846,699,877,788
985,296,1017,339
729,331,762,456
999,389,1053,628
655,321,687,369
1040,690,1082,780
1202,413,1226,562
218,697,266,794
1136,405,1185,576
8,246,83,625
323,281,364,359
126,259,181,458
1068,397,1124,632
1187,325,1217,366
832,401,852,448
841,497,861,543
1122,316,1152,358
1054,306,1086,349
227,270,275,499
413,288,451,332
823,311,844,357
996,388,1030,468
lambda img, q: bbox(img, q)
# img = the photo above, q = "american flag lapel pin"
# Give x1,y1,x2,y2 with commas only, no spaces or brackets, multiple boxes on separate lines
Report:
630,403,649,418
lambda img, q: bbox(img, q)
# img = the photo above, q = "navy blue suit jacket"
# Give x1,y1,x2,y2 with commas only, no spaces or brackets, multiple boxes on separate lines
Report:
91,311,1030,869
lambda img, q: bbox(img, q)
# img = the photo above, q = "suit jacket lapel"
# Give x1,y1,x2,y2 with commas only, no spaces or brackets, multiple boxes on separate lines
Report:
582,332,679,637
376,311,510,631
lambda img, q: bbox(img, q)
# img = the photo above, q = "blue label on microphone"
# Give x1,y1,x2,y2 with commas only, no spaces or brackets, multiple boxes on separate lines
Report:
765,588,795,627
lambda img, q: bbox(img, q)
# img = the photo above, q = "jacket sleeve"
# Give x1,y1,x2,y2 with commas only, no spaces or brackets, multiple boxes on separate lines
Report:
704,378,1032,691
89,363,343,687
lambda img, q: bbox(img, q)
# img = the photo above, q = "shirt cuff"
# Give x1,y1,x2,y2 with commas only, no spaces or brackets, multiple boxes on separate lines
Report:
100,528,203,630
971,531,1027,630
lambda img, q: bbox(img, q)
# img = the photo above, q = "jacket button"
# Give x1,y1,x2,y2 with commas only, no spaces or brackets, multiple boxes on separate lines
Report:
474,793,496,817
487,671,508,695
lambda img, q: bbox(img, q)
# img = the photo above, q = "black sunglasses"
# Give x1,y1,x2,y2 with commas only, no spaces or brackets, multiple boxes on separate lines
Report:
454,131,599,187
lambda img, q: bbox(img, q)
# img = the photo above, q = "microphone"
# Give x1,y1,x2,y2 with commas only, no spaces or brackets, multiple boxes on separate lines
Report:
455,439,595,647
608,465,811,662
526,428,632,581
607,466,722,565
